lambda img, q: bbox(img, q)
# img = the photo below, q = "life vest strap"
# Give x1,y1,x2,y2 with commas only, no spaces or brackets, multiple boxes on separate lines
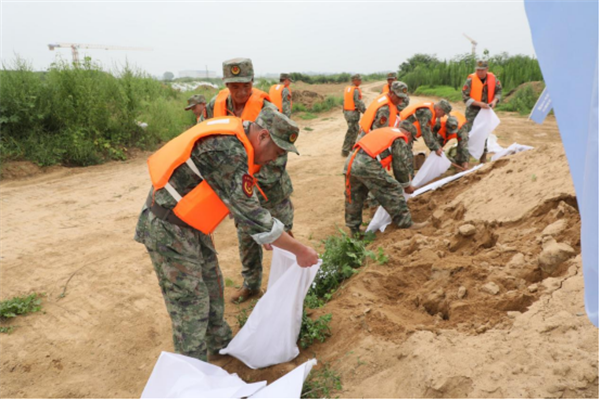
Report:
146,193,190,228
185,158,203,179
164,182,182,202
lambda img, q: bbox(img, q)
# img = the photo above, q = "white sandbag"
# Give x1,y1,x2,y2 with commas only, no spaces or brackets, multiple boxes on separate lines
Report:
366,205,393,233
487,133,505,153
491,142,534,161
249,359,317,398
411,164,484,197
141,351,266,398
412,152,452,188
468,109,501,159
220,248,321,369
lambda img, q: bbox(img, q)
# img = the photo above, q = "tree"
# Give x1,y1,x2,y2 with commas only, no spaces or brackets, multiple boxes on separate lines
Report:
163,71,174,81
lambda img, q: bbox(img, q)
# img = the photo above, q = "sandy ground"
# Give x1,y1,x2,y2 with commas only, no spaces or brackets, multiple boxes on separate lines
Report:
0,81,597,398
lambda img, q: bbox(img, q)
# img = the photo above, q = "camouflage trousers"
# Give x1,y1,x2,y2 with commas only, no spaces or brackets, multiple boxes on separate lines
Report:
237,197,294,291
345,164,412,232
342,112,361,154
440,126,470,164
135,207,232,362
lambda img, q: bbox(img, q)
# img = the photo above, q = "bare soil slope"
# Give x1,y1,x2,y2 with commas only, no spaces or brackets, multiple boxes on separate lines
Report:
0,82,597,398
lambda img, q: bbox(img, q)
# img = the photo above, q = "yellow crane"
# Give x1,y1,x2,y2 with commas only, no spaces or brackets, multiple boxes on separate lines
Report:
48,43,152,64
462,33,478,57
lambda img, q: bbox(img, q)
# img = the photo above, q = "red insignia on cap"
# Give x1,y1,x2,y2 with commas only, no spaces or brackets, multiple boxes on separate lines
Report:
231,65,241,75
289,133,298,143
379,116,387,126
242,174,254,197
462,85,468,91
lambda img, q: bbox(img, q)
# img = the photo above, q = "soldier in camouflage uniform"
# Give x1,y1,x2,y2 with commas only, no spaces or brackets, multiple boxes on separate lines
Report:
134,108,318,362
357,81,410,141
280,73,293,118
203,59,296,303
185,94,207,124
381,72,397,94
344,121,427,236
402,99,452,157
432,114,470,168
462,59,503,163
341,74,367,157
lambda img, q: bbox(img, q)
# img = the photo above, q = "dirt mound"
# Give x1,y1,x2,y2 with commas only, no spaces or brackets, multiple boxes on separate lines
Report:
292,90,324,108
503,81,545,102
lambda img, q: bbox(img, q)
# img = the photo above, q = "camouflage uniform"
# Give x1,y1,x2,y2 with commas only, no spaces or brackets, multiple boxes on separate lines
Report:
357,81,410,141
281,86,292,118
461,61,503,155
344,123,417,233
342,74,367,155
204,59,295,293
134,106,299,362
403,99,452,155
432,116,470,164
185,94,207,125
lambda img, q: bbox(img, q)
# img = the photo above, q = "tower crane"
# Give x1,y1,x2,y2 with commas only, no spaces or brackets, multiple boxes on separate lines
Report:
462,33,478,57
48,43,153,64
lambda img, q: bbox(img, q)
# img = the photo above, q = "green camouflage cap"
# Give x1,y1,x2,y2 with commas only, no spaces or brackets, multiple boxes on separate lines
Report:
386,72,397,79
255,108,300,154
280,73,294,82
445,115,459,134
398,120,417,138
184,94,206,110
351,74,362,81
436,99,452,115
390,81,409,99
222,57,254,84
476,59,489,70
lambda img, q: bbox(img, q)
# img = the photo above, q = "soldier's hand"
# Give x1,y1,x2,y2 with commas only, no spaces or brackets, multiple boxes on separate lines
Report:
263,243,273,251
479,101,490,109
435,148,443,157
404,185,416,194
461,162,469,170
296,246,319,268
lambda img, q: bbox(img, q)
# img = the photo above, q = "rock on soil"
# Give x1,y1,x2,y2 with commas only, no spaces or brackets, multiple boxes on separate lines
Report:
458,224,477,237
538,238,576,274
481,282,500,295
542,219,568,237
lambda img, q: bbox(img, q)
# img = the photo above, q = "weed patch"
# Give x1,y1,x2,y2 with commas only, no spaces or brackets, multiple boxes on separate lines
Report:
301,363,342,399
413,85,462,102
0,293,43,319
299,312,332,349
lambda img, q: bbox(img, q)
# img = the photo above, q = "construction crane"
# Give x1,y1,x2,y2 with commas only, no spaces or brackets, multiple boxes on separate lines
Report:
48,43,153,64
462,33,478,57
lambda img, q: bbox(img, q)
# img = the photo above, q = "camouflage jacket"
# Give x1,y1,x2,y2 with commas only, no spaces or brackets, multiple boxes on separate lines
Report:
403,108,440,152
462,75,503,109
282,87,292,118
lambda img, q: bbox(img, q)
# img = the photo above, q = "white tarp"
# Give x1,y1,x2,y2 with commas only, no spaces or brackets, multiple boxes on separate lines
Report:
141,352,266,398
487,133,505,153
468,109,501,159
141,352,316,399
220,248,321,369
491,142,534,161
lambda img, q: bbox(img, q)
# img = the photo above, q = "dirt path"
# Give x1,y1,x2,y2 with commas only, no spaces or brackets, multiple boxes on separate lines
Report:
1,81,597,398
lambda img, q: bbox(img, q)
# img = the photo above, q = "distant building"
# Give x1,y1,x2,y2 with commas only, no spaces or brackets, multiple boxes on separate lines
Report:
179,70,217,78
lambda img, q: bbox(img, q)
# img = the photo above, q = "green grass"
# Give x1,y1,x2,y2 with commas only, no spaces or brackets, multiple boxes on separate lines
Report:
0,293,44,333
304,127,314,132
235,300,257,328
225,278,236,288
496,84,541,115
301,364,343,399
299,312,332,349
413,85,462,102
298,112,318,120
293,96,344,118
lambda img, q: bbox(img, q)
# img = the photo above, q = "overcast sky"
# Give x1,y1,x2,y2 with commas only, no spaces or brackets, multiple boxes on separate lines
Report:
2,0,537,78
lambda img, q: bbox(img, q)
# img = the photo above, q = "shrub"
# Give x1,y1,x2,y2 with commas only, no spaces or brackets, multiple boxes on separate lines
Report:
496,84,540,115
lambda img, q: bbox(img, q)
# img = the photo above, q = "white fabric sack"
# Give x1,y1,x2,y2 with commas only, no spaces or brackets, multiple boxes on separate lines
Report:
141,351,266,398
249,359,317,398
220,248,321,369
468,109,501,159
412,152,452,188
486,133,505,153
491,142,534,161
366,205,393,233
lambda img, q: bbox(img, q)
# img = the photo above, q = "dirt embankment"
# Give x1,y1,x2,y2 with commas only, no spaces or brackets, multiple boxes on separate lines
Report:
0,81,597,398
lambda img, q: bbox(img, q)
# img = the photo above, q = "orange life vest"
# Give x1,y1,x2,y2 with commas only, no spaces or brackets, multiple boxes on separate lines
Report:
345,127,408,202
382,84,390,94
147,117,257,234
359,94,398,133
399,102,436,138
214,88,270,121
343,86,363,111
468,73,496,103
269,84,292,113
438,111,467,144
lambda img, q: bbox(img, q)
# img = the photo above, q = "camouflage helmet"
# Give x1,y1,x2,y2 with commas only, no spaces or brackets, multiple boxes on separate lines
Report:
222,58,254,84
351,73,362,81
436,99,452,115
390,81,409,99
184,94,206,110
476,59,489,70
255,108,300,155
398,120,417,139
445,115,459,134
386,72,397,80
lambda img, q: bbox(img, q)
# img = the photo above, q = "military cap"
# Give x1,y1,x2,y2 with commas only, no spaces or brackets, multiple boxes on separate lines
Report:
445,115,459,134
184,94,206,110
222,57,254,84
351,74,362,81
386,72,397,79
398,120,417,138
255,108,300,155
436,99,452,115
390,81,409,99
280,73,294,82
476,59,489,70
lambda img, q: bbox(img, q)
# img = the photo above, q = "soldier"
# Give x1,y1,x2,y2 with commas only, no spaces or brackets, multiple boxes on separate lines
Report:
134,108,318,363
358,81,410,140
344,121,427,237
185,94,207,124
205,58,295,304
341,74,367,157
381,72,397,94
399,99,452,156
461,59,502,163
433,111,470,169
269,73,293,118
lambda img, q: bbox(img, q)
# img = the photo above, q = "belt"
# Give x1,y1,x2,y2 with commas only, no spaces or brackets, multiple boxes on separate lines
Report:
146,194,191,229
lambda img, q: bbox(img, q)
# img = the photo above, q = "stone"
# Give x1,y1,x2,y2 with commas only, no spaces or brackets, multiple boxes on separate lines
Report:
432,209,445,228
457,286,467,299
507,253,525,269
458,224,477,237
538,239,576,274
542,219,568,237
481,282,500,295
528,284,538,293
